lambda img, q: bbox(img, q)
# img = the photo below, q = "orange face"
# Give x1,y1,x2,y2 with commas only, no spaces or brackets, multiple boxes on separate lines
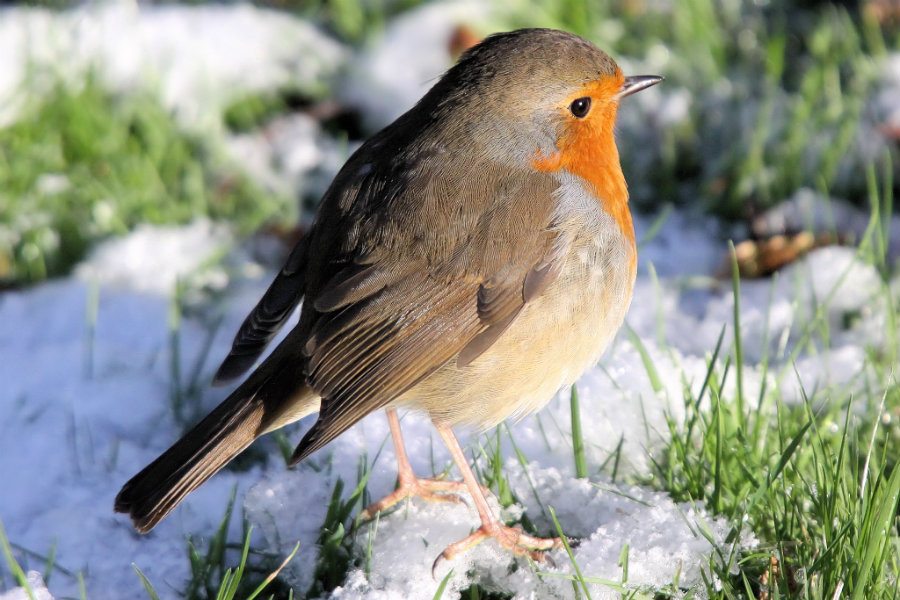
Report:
531,70,633,247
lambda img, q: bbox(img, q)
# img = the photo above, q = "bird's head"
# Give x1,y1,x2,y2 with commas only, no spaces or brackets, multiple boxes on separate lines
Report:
432,29,662,182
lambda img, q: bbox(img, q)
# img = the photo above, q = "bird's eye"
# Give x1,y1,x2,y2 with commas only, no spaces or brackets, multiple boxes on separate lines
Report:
569,97,591,118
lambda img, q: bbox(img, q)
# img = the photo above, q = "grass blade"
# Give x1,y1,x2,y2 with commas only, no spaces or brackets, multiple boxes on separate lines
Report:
246,541,300,600
0,521,35,600
432,568,454,600
570,384,588,478
132,564,161,600
549,506,593,600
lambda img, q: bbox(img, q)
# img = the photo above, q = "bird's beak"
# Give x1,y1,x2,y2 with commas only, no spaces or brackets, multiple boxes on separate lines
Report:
617,75,664,99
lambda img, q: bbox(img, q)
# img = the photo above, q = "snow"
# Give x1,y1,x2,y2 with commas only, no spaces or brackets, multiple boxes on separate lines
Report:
337,0,492,131
74,219,232,296
224,113,354,205
0,1,352,220
633,209,724,276
331,470,731,599
0,572,52,600
0,274,263,599
873,53,900,130
0,3,346,131
4,209,891,598
247,413,739,598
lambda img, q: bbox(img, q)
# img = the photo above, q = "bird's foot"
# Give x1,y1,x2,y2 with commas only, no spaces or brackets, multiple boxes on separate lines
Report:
358,478,472,522
432,522,563,576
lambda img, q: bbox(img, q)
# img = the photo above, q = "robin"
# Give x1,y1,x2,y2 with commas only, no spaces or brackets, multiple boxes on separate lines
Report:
115,28,662,566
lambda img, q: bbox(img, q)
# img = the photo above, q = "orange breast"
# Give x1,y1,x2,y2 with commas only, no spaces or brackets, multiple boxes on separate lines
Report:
531,75,636,274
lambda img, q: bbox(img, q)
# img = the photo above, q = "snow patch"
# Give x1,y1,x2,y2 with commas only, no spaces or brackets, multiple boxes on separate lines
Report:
338,0,492,130
224,113,355,203
75,219,232,296
0,572,53,600
328,466,735,599
1,218,893,599
0,3,346,130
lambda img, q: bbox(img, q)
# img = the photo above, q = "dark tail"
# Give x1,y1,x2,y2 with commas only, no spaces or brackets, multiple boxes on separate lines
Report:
115,344,318,533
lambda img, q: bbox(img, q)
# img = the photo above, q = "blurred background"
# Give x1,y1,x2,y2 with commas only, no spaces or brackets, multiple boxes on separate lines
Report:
1,0,898,287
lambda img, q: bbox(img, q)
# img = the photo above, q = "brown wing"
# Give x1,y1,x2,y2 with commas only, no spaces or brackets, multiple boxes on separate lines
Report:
286,135,566,463
457,232,568,367
213,237,309,384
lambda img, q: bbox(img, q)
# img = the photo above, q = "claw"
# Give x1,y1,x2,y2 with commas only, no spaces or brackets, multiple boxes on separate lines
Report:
541,551,558,569
358,478,472,523
432,552,447,580
430,522,563,578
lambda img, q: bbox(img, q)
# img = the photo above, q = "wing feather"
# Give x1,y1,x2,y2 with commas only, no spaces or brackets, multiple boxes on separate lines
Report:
222,140,569,462
213,237,310,384
291,280,480,463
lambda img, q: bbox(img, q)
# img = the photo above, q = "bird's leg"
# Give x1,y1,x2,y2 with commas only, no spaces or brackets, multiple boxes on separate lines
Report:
358,408,472,521
431,421,563,572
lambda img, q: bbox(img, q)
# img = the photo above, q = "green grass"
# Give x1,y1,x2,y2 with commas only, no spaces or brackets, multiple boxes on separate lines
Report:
306,465,371,597
261,0,429,42
133,493,299,600
570,385,588,479
654,358,900,597
639,179,900,597
0,73,289,286
4,0,897,287
0,520,36,599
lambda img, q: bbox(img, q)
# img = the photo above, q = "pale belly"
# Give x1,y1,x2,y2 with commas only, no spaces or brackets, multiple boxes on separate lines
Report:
398,198,636,430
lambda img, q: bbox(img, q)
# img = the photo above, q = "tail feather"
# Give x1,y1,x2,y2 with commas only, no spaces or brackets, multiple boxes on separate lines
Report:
115,354,317,533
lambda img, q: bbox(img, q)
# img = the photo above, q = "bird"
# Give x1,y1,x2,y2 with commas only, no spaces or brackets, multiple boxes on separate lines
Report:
115,27,662,566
